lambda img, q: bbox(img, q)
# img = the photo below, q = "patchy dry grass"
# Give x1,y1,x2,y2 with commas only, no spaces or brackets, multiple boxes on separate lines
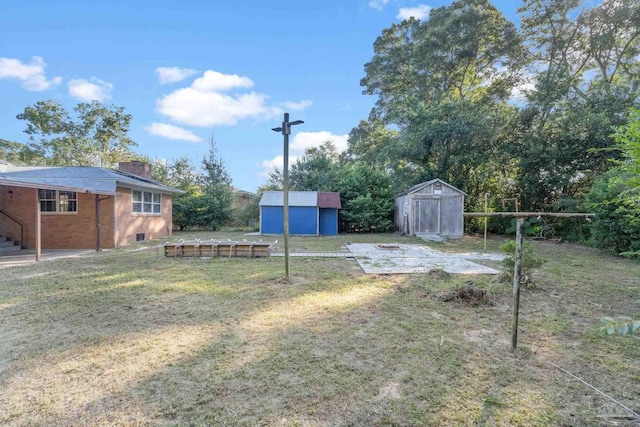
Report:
0,233,639,426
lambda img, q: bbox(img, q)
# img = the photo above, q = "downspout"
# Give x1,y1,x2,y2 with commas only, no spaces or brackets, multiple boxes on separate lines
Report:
96,195,101,251
95,195,111,251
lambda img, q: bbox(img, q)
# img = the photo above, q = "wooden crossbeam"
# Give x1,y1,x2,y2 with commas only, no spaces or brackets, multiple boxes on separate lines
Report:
464,212,595,218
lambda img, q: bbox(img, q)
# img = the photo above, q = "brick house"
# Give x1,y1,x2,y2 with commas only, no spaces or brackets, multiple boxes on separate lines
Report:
0,160,184,251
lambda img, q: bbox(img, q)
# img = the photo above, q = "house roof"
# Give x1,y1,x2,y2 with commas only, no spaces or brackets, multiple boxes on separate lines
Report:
259,191,341,209
0,163,185,195
233,188,256,197
396,179,467,197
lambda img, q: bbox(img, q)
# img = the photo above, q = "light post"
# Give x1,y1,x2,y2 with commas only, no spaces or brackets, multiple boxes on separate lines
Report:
272,112,304,282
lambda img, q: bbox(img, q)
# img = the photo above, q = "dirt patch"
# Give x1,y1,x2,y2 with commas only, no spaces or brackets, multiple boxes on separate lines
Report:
427,269,451,281
376,243,401,250
440,282,492,306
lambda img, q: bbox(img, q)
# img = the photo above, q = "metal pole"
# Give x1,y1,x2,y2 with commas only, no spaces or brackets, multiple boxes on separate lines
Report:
511,218,524,352
282,113,291,282
96,195,101,252
483,193,488,253
35,191,41,262
272,112,303,283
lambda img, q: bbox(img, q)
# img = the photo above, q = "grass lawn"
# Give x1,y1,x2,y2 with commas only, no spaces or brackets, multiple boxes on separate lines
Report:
1,232,639,426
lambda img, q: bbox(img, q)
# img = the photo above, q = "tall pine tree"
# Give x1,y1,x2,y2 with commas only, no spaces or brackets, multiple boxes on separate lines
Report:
196,135,233,230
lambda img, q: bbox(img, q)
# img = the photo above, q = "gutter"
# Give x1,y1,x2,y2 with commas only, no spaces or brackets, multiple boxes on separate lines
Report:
0,178,114,195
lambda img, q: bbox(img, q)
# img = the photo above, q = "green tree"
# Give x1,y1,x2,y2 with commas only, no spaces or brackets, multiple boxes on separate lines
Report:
362,0,526,121
585,169,640,257
583,108,640,257
196,139,233,230
514,0,640,209
338,163,395,232
402,100,519,208
359,0,526,207
17,99,137,167
290,141,340,191
150,156,204,231
343,120,399,169
612,107,640,196
0,139,43,164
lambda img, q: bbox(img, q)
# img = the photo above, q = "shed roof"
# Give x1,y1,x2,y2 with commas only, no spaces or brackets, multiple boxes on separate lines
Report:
317,192,341,209
0,163,184,195
259,191,341,208
396,179,467,197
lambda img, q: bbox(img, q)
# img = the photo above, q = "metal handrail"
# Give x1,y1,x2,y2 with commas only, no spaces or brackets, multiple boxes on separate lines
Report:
0,210,24,248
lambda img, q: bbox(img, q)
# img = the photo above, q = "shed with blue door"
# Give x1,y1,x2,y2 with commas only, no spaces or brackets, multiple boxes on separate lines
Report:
259,191,341,236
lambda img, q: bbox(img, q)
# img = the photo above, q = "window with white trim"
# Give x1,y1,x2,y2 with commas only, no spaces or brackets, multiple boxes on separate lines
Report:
132,190,161,214
38,189,77,213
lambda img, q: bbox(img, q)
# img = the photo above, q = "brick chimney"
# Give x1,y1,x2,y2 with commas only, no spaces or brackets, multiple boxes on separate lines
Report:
118,161,152,179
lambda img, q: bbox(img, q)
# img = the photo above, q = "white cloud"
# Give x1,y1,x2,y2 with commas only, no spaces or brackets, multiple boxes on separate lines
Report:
509,73,536,103
510,82,535,103
156,66,198,84
156,70,310,127
0,56,62,91
258,131,348,177
191,70,254,91
290,131,348,153
279,100,313,111
258,155,300,177
68,77,113,101
369,0,389,10
146,122,203,143
158,87,272,126
397,4,432,20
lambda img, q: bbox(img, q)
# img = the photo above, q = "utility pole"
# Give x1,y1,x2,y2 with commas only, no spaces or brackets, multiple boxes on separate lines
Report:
272,113,304,282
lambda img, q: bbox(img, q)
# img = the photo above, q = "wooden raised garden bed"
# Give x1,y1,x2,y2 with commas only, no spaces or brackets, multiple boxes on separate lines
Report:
164,239,276,258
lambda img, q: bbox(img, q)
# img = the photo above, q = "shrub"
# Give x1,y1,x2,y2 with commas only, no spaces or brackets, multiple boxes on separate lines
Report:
500,240,546,284
600,317,640,336
585,169,640,258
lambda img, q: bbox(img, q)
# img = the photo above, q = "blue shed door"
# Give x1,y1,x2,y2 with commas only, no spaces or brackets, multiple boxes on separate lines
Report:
261,206,284,234
289,207,318,235
319,208,338,235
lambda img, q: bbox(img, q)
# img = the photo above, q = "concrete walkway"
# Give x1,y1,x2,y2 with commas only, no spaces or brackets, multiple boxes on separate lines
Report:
0,249,95,269
272,252,354,258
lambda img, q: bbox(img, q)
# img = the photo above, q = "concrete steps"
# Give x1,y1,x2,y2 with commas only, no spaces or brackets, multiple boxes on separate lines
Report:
0,236,21,253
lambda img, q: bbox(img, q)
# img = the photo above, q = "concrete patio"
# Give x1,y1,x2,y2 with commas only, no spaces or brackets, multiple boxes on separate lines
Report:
0,249,96,269
274,244,506,274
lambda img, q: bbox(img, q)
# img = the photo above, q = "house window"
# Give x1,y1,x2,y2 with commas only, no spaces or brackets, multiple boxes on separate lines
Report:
38,189,77,213
132,190,161,214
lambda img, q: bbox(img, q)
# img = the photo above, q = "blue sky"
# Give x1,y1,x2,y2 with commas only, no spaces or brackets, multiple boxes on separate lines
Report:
0,0,520,192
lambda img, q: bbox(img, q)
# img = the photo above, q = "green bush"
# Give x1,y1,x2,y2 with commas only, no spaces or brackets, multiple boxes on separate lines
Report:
337,163,395,233
585,169,640,258
600,317,640,336
500,240,546,283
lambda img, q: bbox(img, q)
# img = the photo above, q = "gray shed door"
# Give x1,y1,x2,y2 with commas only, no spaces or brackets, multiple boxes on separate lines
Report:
414,198,439,234
440,195,462,236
